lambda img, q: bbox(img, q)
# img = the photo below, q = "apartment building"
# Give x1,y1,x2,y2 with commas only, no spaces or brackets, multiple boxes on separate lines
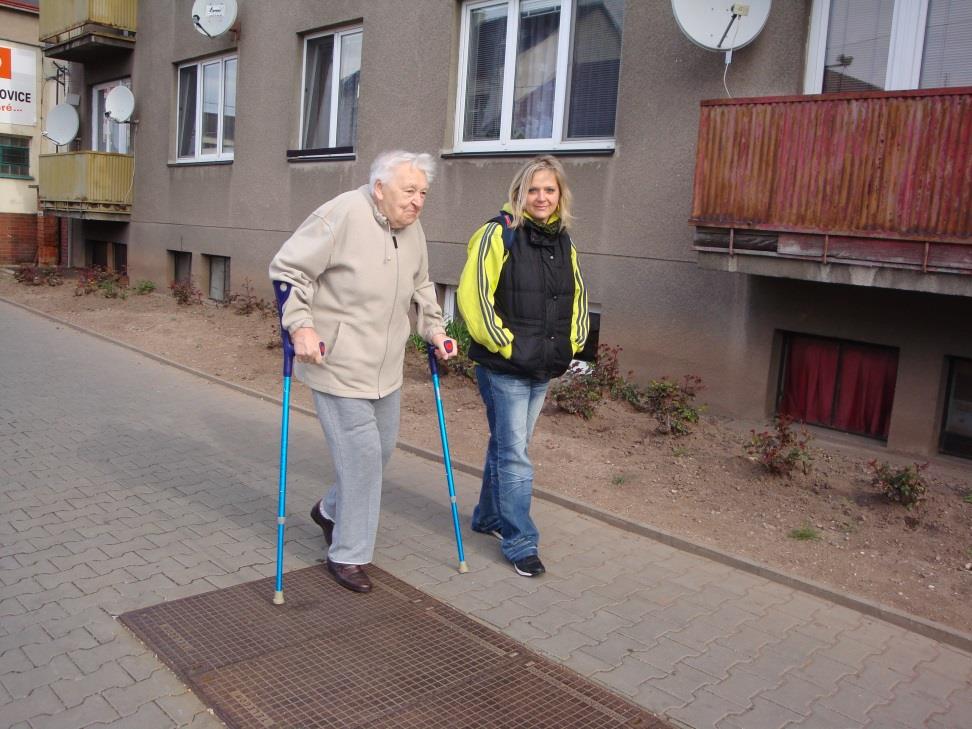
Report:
37,0,972,459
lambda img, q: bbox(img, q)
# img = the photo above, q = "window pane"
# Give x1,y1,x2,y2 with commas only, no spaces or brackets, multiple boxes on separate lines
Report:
0,135,30,176
302,34,335,149
336,31,362,148
177,66,198,157
822,0,893,93
567,0,623,138
512,0,560,140
95,87,108,151
222,58,237,154
941,357,972,458
463,3,507,142
201,62,220,154
920,0,972,88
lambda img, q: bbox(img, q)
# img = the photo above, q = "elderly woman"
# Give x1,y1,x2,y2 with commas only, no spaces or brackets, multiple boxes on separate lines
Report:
270,150,455,593
457,156,589,577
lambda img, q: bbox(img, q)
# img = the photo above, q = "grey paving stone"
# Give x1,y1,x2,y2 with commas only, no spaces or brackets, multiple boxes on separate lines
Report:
593,654,668,697
29,694,121,729
1,655,81,700
667,688,749,729
718,696,805,729
50,661,135,709
89,698,179,728
0,685,66,726
528,626,598,660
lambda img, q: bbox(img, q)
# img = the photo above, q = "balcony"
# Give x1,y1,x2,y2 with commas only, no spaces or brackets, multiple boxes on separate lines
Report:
39,0,137,62
38,152,133,220
690,87,972,298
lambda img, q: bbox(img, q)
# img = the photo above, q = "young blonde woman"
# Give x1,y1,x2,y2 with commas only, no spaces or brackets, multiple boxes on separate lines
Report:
457,156,589,577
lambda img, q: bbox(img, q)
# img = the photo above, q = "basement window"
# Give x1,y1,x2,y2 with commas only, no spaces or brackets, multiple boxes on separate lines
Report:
778,332,899,441
941,356,972,459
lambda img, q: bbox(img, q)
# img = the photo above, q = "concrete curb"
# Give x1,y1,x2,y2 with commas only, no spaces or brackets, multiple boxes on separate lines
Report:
4,292,972,656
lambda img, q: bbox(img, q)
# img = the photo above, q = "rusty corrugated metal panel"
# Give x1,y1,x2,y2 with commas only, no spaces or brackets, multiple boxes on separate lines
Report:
691,87,972,245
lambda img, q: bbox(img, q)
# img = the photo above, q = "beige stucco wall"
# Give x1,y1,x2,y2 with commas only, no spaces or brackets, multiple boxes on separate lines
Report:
121,0,969,458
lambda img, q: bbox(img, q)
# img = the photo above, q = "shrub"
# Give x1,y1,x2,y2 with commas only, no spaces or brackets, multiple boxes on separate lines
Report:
75,267,127,298
622,375,705,435
745,415,814,477
133,279,156,295
550,344,626,419
869,460,927,508
228,278,274,316
169,280,202,305
15,264,63,287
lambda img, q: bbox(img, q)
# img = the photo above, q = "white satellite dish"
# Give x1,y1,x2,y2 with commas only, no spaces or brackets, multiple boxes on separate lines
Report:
672,0,771,52
105,85,135,122
44,102,80,146
191,0,238,38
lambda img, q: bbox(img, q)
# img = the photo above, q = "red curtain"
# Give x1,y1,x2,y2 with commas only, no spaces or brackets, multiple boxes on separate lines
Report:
780,337,838,425
780,335,898,440
833,344,898,438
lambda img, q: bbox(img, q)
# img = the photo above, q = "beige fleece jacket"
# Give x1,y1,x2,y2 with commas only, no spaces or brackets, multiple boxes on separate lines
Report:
268,185,445,398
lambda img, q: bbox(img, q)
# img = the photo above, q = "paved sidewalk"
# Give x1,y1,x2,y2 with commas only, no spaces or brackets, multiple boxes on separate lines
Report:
1,299,971,729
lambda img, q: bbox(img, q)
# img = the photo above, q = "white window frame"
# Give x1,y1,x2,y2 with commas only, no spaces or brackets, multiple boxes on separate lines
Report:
91,79,131,154
176,53,237,162
804,0,932,94
298,26,363,152
454,0,619,153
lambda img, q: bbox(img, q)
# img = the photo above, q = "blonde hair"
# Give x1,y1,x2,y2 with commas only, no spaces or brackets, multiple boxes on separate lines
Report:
507,155,574,230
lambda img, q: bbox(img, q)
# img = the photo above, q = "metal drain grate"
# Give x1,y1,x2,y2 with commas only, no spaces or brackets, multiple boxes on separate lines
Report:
121,566,673,728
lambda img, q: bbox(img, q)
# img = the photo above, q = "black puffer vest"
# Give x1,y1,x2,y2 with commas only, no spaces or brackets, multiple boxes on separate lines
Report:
469,219,576,380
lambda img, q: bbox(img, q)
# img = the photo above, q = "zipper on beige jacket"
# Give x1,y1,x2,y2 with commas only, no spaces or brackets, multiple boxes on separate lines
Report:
377,232,400,397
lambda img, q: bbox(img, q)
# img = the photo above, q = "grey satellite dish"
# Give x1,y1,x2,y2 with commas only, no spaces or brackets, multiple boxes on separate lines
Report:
191,0,238,38
105,85,135,122
44,102,80,146
672,0,771,51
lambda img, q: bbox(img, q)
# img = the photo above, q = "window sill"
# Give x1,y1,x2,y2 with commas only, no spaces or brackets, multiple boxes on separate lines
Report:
286,146,355,162
168,159,234,167
441,147,615,159
0,173,33,180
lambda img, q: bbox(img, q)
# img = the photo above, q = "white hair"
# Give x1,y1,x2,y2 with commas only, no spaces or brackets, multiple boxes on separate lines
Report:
369,150,436,189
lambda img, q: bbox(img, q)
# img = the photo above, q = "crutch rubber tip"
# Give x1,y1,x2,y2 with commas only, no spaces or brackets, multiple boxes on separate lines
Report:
273,591,285,605
458,561,469,573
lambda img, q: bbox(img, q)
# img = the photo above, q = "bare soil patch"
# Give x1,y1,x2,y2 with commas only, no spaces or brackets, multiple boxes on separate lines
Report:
3,271,971,633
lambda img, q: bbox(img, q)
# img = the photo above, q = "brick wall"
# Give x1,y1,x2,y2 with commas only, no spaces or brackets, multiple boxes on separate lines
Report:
0,212,39,264
0,212,61,266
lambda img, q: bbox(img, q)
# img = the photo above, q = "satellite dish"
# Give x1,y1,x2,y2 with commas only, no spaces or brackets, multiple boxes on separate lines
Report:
672,0,771,52
191,0,238,38
45,103,80,146
105,85,135,122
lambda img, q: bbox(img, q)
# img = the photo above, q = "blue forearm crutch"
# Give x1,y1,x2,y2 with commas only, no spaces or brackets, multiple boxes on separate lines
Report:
427,342,469,573
270,282,324,604
271,281,295,605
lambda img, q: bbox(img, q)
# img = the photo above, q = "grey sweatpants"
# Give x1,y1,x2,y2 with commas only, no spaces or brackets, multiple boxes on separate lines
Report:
312,388,400,565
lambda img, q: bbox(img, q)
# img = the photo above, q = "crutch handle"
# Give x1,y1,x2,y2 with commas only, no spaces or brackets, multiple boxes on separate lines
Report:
272,281,295,377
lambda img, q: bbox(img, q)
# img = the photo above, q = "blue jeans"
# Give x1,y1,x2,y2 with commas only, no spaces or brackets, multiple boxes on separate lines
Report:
471,366,549,562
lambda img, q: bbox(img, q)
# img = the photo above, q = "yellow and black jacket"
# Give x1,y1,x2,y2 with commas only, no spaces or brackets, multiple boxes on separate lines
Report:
457,207,589,380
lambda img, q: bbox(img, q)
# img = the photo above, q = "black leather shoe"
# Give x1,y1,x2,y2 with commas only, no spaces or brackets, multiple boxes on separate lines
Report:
310,502,334,545
326,559,372,593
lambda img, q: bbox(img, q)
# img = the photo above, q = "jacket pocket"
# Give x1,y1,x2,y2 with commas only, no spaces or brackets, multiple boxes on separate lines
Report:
315,320,344,366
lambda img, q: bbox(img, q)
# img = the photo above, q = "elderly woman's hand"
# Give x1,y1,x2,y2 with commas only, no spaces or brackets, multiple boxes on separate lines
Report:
430,332,458,361
293,327,324,364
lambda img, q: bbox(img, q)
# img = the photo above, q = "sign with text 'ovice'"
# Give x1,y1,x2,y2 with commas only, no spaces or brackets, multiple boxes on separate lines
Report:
0,44,37,126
